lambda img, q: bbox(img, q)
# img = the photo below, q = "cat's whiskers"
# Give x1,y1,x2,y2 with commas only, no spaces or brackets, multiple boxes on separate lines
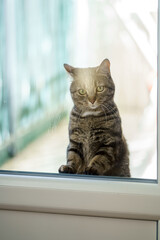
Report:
74,105,82,123
77,109,82,123
100,105,107,119
102,103,114,112
101,104,112,112
103,103,119,117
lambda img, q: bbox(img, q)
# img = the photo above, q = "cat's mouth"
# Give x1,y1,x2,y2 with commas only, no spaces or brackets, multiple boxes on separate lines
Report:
89,105,98,109
88,101,98,110
88,101,99,111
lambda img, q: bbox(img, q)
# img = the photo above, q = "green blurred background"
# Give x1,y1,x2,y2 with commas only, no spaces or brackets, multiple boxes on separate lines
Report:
0,0,73,163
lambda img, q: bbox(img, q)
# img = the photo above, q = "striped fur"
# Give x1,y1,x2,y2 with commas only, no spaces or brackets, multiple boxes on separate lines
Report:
59,59,130,177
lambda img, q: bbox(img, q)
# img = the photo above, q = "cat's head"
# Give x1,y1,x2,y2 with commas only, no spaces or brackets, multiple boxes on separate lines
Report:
64,59,115,113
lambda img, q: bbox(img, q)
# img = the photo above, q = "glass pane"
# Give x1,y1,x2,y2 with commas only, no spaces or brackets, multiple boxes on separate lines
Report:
0,0,158,180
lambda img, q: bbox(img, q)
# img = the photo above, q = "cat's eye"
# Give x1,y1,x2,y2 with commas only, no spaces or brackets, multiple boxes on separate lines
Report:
97,86,104,92
78,89,86,95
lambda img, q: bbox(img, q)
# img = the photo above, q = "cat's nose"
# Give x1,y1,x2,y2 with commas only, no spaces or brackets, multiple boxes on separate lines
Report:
88,97,96,104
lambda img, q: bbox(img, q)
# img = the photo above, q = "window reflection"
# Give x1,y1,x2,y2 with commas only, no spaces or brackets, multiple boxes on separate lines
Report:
0,0,157,179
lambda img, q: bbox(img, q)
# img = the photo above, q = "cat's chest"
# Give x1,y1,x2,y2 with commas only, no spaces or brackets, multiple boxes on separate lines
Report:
69,116,108,143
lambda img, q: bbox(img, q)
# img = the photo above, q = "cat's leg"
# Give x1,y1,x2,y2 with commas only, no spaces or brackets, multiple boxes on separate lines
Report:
85,149,114,175
59,142,83,174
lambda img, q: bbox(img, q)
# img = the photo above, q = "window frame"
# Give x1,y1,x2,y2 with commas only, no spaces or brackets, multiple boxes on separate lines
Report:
0,0,160,226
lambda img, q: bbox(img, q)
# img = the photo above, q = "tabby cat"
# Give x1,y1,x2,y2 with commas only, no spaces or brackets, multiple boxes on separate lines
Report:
59,59,130,177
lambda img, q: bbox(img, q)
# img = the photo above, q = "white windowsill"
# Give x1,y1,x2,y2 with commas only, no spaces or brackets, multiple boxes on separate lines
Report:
0,173,160,221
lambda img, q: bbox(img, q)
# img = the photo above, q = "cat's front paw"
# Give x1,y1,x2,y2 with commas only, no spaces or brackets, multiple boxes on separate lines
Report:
85,166,100,175
59,165,75,174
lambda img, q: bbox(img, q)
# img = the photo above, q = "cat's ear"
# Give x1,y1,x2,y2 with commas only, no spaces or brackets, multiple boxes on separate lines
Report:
97,59,111,74
64,64,74,76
